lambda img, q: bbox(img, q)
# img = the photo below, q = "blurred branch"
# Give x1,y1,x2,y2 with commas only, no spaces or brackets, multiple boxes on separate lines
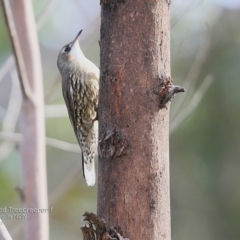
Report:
0,71,21,162
0,142,16,163
0,0,60,82
172,0,195,28
0,219,12,240
171,0,204,28
0,56,14,84
48,164,81,204
36,0,59,30
7,0,49,239
0,132,21,142
2,0,34,102
171,27,211,119
45,104,68,118
0,106,6,120
0,132,81,153
3,71,21,131
182,28,210,89
170,74,214,135
46,138,81,153
44,75,61,102
12,164,82,239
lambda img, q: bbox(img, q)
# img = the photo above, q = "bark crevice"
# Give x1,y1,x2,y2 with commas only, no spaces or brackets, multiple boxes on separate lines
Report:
99,127,128,160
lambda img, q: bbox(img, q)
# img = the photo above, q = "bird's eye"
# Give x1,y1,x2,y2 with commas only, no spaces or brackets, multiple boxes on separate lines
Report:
64,46,71,53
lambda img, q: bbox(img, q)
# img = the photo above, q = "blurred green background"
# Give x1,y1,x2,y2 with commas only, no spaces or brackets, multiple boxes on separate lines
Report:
0,0,240,239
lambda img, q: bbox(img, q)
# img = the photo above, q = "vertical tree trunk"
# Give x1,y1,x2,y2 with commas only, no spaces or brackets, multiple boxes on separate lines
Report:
98,1,171,239
11,1,49,240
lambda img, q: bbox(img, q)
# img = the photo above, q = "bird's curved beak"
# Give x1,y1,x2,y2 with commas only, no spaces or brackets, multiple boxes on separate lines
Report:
72,29,83,46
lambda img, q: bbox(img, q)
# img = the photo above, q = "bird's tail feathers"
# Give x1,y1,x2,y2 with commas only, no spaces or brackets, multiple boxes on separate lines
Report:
82,152,96,186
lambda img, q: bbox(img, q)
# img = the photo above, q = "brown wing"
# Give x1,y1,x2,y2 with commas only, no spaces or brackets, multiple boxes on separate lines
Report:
62,74,75,126
62,71,98,139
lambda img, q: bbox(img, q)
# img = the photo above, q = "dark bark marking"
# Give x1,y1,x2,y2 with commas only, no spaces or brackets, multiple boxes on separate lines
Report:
149,199,156,212
166,0,171,6
15,186,25,202
99,127,128,160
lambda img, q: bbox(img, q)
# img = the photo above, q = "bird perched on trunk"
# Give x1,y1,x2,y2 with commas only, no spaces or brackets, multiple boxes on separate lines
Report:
57,30,99,186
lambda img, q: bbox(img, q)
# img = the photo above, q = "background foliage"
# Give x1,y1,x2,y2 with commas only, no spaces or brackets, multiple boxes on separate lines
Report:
0,0,239,239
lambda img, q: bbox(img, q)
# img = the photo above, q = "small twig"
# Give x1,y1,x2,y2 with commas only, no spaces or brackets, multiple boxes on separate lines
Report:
155,77,185,108
2,0,34,102
0,218,13,240
159,85,185,108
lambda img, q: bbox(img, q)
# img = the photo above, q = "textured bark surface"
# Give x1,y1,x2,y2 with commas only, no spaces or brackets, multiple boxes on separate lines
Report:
98,1,171,240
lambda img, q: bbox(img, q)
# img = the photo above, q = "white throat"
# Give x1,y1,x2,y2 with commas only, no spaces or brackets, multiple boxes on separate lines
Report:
70,42,84,60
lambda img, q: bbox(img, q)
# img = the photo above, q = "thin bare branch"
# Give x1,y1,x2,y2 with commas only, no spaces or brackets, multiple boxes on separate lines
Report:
170,75,214,135
0,0,60,82
9,0,49,238
0,106,6,120
44,75,61,103
171,0,204,28
0,132,81,153
3,70,21,131
46,138,81,153
45,104,68,118
0,71,22,162
48,165,81,204
0,132,21,141
0,56,14,84
11,164,82,239
171,27,210,119
182,29,210,88
36,0,59,30
0,142,16,163
172,0,195,28
0,219,13,240
2,0,34,102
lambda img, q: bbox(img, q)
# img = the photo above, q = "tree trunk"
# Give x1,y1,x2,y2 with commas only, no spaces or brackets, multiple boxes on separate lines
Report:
10,1,49,239
98,1,171,239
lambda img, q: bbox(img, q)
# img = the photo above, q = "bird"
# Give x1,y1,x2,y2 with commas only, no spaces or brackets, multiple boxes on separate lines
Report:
57,30,99,186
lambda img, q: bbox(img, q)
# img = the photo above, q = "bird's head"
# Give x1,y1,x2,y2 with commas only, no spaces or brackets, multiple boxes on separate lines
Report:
57,30,84,70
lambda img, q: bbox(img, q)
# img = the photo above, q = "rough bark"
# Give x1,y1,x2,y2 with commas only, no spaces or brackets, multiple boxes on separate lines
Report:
6,1,49,239
98,1,171,239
